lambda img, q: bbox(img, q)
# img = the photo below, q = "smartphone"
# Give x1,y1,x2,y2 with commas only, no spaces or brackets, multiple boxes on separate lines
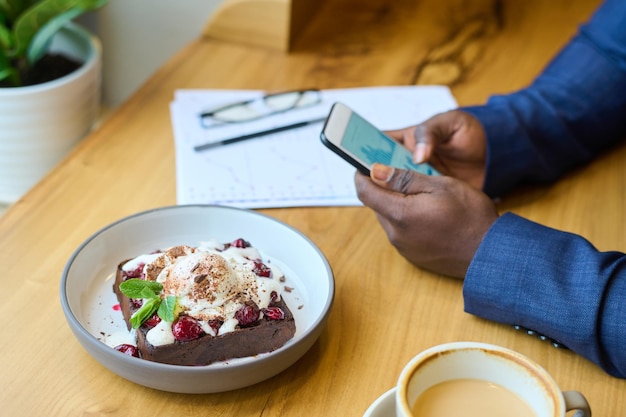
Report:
320,102,439,176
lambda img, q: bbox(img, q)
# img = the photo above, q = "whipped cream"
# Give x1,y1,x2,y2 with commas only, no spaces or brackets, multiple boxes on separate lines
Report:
121,239,285,346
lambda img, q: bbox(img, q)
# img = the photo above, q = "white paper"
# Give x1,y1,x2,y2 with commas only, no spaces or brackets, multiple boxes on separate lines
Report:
170,86,457,208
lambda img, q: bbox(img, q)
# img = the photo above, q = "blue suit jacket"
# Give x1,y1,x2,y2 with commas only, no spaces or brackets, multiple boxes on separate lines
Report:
461,0,626,377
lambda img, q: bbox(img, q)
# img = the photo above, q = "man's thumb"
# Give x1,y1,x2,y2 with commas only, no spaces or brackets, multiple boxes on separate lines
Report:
370,163,425,194
371,163,395,184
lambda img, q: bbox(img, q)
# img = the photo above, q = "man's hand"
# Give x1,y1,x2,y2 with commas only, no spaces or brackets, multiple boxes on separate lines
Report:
355,164,498,278
386,110,488,190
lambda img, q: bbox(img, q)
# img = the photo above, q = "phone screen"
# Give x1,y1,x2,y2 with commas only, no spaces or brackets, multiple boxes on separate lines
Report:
340,112,438,175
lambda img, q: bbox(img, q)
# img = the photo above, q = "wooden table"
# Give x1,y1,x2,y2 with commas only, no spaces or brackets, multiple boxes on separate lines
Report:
2,0,624,415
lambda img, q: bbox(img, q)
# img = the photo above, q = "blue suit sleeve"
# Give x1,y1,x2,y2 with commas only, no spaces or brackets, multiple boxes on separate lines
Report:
465,213,626,378
462,0,626,198
461,0,626,378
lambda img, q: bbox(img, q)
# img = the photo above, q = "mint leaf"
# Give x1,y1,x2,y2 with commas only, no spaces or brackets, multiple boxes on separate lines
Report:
157,295,178,323
130,298,160,329
139,286,159,300
119,278,163,299
120,279,171,328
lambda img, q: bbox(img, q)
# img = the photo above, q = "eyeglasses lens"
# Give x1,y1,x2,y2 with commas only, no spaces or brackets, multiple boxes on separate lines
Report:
212,105,260,122
208,90,321,123
264,90,320,111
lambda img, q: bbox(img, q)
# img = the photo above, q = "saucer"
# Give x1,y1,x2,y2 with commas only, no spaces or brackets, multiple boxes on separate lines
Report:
363,388,395,417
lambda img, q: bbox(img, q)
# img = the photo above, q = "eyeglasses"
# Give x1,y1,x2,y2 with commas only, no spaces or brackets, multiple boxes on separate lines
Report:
199,89,321,128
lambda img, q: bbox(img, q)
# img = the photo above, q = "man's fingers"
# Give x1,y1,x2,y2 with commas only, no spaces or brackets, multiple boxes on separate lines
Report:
370,163,433,195
414,142,432,163
413,118,445,163
370,163,395,183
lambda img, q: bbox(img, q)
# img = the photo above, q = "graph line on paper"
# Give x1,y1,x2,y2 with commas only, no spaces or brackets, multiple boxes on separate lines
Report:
186,127,356,206
171,86,458,208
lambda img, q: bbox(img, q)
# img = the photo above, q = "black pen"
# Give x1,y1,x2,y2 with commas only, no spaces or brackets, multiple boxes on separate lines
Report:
194,117,326,152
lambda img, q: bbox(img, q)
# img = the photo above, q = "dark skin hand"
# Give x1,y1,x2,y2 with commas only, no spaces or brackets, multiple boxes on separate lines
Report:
354,110,499,278
386,109,488,190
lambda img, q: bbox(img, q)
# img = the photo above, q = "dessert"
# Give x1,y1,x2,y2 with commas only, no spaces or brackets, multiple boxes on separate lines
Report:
112,238,296,366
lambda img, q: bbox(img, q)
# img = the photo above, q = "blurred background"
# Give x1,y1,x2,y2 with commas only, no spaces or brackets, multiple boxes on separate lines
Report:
80,0,223,107
0,1,223,216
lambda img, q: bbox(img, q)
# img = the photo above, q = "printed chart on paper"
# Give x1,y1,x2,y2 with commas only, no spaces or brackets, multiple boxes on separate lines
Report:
170,86,457,209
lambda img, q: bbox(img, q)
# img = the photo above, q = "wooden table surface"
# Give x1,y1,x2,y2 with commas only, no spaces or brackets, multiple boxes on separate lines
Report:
2,0,624,415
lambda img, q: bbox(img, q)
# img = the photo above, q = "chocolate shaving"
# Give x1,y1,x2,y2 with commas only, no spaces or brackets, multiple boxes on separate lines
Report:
194,274,208,283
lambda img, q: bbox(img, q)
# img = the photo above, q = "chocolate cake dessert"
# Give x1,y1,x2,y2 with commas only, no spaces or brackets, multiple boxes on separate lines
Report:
112,238,296,366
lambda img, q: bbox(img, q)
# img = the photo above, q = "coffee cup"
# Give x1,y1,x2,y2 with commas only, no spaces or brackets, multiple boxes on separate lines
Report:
395,342,590,417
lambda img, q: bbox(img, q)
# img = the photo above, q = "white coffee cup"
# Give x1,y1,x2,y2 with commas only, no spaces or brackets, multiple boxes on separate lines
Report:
396,342,591,417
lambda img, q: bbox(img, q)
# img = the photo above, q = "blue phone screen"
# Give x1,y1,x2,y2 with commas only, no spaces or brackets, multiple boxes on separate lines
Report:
341,112,439,175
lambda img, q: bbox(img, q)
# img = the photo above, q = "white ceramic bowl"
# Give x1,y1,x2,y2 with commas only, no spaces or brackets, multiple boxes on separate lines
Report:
60,205,334,393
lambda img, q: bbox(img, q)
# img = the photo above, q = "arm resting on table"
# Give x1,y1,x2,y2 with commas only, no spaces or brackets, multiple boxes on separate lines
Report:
462,0,626,198
465,213,626,378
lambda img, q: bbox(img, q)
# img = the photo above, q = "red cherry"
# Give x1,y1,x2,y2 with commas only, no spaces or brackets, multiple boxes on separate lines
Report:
114,344,139,357
263,307,285,320
143,313,161,329
252,260,272,277
172,316,204,341
235,303,260,327
122,262,145,280
208,319,223,335
230,238,251,248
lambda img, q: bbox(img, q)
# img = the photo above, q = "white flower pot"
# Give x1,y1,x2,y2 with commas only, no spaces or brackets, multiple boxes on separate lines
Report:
0,23,102,204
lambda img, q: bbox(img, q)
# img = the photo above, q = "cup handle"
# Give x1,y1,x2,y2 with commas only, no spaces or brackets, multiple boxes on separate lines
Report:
562,390,591,417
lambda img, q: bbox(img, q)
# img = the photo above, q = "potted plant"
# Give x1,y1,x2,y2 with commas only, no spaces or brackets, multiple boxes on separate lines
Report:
0,0,108,204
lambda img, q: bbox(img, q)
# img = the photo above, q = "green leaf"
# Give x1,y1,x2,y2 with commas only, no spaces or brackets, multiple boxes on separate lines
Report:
0,67,16,83
0,0,108,86
26,7,81,63
157,295,178,323
130,298,160,329
139,285,160,300
0,48,19,84
119,278,163,299
0,26,12,52
0,0,37,24
10,0,108,59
